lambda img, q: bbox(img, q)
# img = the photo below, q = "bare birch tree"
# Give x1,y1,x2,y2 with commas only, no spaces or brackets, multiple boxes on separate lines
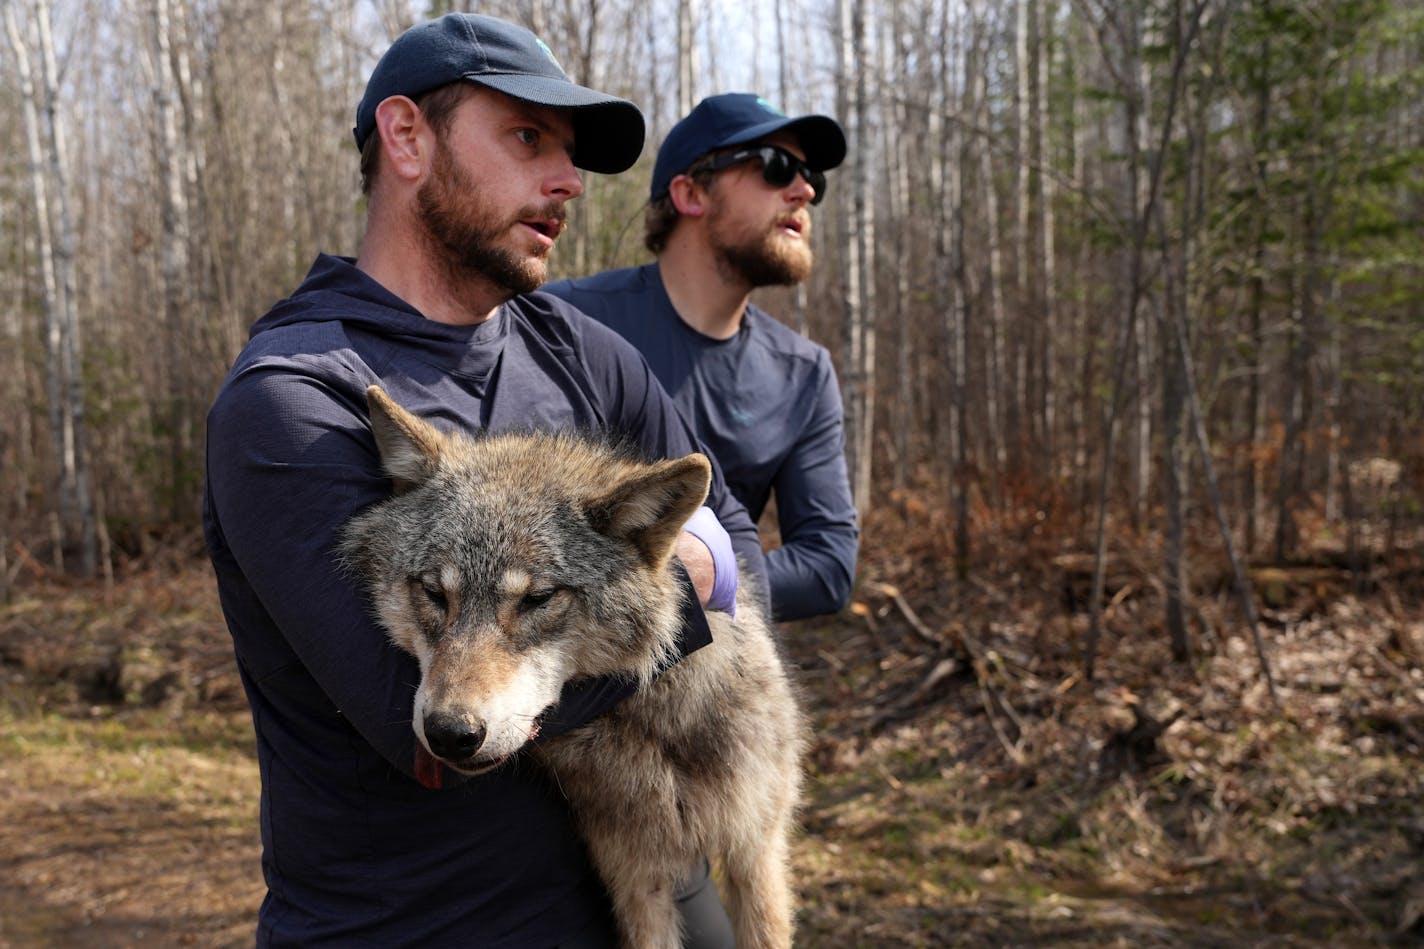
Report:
834,0,869,514
774,0,809,336
933,0,972,574
1031,0,1059,470
884,1,919,492
1080,0,1159,677
5,0,96,575
144,0,198,521
1012,0,1031,468
968,2,1008,500
677,0,696,116
849,0,876,513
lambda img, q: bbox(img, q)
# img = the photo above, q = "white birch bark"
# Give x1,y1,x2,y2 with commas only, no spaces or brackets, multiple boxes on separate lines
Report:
850,0,876,514
677,0,696,116
150,0,195,521
887,0,912,491
1033,0,1058,464
5,0,97,574
834,0,864,514
971,7,1008,492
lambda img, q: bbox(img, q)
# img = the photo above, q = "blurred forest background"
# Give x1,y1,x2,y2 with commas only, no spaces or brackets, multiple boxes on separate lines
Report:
3,0,1422,612
2,0,1424,944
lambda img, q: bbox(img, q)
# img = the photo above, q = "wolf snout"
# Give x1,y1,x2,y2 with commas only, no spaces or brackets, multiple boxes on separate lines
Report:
422,711,487,763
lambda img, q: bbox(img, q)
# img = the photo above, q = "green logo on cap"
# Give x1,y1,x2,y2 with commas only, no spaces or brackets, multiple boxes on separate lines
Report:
755,97,786,116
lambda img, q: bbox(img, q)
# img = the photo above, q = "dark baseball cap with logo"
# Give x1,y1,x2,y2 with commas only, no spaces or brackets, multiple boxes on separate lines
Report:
353,13,645,174
650,93,847,201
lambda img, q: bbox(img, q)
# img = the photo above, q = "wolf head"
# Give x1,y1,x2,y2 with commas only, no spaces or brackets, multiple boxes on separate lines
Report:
340,385,711,775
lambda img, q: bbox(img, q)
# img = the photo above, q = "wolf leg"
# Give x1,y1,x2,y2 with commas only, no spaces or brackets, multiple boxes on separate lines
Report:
721,824,794,949
576,821,685,949
600,863,683,949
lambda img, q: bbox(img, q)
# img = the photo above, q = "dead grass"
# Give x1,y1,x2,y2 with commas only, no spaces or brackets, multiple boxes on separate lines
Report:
1,518,1422,946
0,709,261,948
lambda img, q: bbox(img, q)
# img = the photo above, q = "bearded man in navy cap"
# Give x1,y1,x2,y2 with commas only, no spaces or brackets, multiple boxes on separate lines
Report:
548,93,859,627
203,15,765,947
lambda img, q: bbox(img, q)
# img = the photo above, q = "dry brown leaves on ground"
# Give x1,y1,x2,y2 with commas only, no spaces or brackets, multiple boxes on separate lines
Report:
1,523,1423,947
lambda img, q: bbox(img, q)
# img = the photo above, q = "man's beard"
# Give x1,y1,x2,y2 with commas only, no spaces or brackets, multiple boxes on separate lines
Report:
708,206,814,288
416,138,564,297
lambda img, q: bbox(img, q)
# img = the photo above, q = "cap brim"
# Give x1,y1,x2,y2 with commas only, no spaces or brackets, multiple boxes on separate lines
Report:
469,75,646,174
719,114,847,171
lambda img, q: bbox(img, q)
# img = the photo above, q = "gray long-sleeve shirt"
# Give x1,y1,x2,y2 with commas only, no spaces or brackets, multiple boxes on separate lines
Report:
547,263,858,621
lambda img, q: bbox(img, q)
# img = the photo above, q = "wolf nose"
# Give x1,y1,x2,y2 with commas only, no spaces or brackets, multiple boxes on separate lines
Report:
423,712,487,762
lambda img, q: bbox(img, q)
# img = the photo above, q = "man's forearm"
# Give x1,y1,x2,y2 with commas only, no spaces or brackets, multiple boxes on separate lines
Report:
676,530,717,605
677,506,738,613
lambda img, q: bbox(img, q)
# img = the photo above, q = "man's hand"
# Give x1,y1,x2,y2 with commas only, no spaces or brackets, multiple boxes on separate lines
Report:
676,530,716,606
678,506,739,614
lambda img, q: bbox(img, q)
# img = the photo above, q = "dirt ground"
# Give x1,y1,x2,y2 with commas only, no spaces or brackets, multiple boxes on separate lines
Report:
2,533,1423,947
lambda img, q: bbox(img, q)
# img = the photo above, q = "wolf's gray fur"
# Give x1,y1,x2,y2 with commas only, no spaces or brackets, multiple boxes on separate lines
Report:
340,385,806,949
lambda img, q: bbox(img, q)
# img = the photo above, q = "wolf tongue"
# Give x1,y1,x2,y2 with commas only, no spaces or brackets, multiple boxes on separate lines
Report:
414,746,444,790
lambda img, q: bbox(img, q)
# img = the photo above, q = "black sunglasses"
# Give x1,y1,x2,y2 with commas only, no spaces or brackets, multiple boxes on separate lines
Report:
689,146,828,205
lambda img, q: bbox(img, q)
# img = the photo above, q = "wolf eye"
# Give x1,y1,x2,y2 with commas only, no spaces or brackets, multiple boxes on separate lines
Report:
519,588,557,612
417,579,448,613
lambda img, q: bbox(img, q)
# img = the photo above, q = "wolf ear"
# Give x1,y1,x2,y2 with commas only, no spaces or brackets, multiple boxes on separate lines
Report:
365,385,445,493
588,453,712,568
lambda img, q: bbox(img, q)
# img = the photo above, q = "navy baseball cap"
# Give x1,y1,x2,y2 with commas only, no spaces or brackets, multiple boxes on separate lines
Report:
353,13,645,175
650,93,846,200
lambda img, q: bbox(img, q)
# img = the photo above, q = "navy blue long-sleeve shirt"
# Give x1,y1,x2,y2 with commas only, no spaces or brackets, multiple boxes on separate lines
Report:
546,263,858,621
202,255,766,947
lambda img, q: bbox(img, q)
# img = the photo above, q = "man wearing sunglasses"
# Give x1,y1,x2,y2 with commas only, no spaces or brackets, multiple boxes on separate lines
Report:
547,93,860,631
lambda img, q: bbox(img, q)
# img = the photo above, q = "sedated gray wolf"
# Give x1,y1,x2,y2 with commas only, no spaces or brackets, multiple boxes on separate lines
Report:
340,385,806,949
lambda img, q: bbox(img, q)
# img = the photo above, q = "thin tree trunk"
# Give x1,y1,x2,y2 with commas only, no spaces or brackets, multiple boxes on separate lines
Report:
169,0,220,374
1323,276,1342,523
1243,6,1271,557
5,4,64,522
1084,0,1152,678
1162,219,1280,706
835,0,865,515
850,0,876,513
1273,172,1323,563
1066,5,1092,527
1013,0,1031,469
677,0,695,116
929,0,967,574
1162,315,1189,661
34,0,97,577
1032,0,1058,472
1157,0,1195,661
561,0,601,278
1129,20,1153,532
5,0,95,574
1085,0,1216,679
970,11,1007,501
1084,0,1181,677
774,0,808,335
152,0,195,524
888,2,912,492
947,0,972,575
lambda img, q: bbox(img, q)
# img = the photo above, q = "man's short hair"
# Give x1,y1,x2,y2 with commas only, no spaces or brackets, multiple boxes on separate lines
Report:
359,83,472,196
642,163,716,254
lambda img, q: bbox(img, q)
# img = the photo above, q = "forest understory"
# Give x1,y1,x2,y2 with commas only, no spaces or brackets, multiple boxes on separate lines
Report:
1,503,1422,948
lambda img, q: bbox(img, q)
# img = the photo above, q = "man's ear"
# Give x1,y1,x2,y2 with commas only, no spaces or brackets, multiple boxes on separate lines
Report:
586,454,712,569
373,95,426,182
365,385,446,493
668,174,710,218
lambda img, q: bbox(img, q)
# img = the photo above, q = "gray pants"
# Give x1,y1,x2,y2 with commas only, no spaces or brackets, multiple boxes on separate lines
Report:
560,857,734,948
676,857,735,949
